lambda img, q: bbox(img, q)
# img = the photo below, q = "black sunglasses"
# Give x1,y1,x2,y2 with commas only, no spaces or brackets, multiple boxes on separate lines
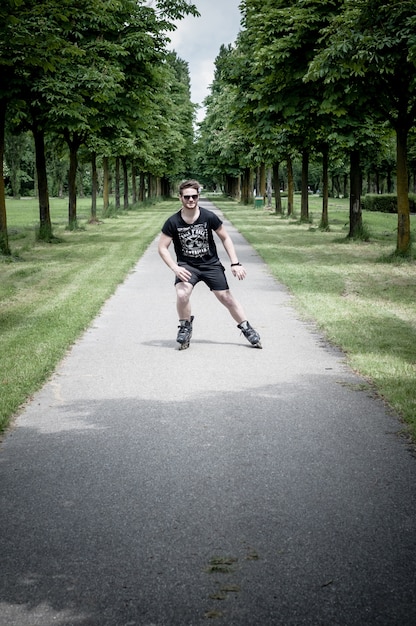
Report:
183,194,199,200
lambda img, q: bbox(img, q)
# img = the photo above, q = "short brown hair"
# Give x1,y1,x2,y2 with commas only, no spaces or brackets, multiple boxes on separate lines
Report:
179,179,200,195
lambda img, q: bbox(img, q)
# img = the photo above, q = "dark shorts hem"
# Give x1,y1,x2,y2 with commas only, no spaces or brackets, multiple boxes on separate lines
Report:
174,262,229,291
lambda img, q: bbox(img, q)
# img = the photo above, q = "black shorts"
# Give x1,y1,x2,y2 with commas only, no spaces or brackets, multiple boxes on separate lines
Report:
175,262,229,291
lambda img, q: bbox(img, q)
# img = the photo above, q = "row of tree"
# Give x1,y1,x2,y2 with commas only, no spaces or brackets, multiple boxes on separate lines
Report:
8,125,400,204
0,0,199,254
3,1,416,257
196,0,416,255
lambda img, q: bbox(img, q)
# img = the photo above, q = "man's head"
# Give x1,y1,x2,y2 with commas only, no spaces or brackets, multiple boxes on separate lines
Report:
179,179,201,210
179,180,200,196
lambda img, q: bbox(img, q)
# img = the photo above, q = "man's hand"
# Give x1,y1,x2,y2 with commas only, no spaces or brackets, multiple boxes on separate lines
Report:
231,264,246,280
174,265,192,282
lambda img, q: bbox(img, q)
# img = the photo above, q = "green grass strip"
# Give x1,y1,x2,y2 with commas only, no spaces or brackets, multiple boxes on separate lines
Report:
1,194,416,442
211,195,416,440
0,197,176,432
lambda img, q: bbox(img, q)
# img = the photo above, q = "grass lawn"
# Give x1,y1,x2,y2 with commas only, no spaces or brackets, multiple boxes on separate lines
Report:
209,194,416,440
0,196,176,433
1,193,416,441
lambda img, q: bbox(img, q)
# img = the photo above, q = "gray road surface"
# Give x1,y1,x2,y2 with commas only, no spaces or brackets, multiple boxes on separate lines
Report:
1,200,416,625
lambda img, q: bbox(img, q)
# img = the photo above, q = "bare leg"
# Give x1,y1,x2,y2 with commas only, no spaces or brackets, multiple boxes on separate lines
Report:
176,282,193,320
213,289,247,324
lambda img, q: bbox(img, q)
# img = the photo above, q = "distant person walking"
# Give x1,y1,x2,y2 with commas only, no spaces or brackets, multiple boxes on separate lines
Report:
158,179,261,350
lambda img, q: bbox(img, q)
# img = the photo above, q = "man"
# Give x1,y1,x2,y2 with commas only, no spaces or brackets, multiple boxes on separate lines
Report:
158,179,261,350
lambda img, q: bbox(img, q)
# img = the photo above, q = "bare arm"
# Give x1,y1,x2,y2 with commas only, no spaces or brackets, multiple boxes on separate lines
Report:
158,233,192,282
215,225,246,280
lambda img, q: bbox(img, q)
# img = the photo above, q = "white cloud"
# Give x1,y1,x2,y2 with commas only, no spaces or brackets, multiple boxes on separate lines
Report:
191,59,216,120
167,0,242,122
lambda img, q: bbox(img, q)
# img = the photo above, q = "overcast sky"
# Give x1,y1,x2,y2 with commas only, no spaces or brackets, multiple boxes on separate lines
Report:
167,0,242,122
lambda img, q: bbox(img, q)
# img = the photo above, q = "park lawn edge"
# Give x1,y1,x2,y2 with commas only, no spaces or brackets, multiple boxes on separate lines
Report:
0,199,176,434
210,194,416,442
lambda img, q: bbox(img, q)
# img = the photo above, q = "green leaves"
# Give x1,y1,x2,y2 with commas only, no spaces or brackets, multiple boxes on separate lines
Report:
1,0,198,173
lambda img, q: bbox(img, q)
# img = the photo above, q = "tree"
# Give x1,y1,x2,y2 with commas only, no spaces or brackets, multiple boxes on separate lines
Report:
0,99,9,255
1,0,199,238
196,46,251,194
238,0,343,222
1,0,91,240
159,53,196,192
307,0,416,255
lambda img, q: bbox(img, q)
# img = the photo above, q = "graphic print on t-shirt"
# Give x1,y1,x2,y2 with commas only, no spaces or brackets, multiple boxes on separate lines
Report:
178,222,209,258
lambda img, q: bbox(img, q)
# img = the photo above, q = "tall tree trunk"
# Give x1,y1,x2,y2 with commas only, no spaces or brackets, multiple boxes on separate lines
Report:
64,131,82,230
33,159,38,197
224,174,231,196
103,156,109,212
272,162,282,214
320,145,329,230
254,166,260,195
115,157,121,209
160,176,172,200
160,175,169,199
121,156,129,209
232,176,240,200
90,151,98,223
224,175,239,199
266,167,272,207
387,168,393,193
139,172,145,202
366,172,371,194
287,154,294,216
396,124,411,254
236,175,241,201
132,163,137,204
0,99,10,255
332,174,341,198
148,174,159,198
33,121,53,240
343,174,348,198
68,145,78,229
300,149,309,222
348,149,362,238
259,162,266,200
241,167,252,205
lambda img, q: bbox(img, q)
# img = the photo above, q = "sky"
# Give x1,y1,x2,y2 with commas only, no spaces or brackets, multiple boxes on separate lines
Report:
167,0,243,123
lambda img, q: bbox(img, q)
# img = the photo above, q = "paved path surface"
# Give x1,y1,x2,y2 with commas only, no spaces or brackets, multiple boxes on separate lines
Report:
1,200,416,625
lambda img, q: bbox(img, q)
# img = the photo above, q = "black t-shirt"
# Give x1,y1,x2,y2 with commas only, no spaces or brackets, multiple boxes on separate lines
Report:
161,207,223,266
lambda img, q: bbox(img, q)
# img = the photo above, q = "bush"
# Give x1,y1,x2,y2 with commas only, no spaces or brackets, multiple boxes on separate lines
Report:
362,193,416,213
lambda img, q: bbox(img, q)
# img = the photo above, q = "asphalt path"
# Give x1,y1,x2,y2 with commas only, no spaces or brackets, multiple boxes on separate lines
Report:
1,199,416,625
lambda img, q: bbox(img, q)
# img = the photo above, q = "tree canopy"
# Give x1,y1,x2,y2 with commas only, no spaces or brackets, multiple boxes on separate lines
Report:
2,0,416,257
197,0,416,254
0,0,198,249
